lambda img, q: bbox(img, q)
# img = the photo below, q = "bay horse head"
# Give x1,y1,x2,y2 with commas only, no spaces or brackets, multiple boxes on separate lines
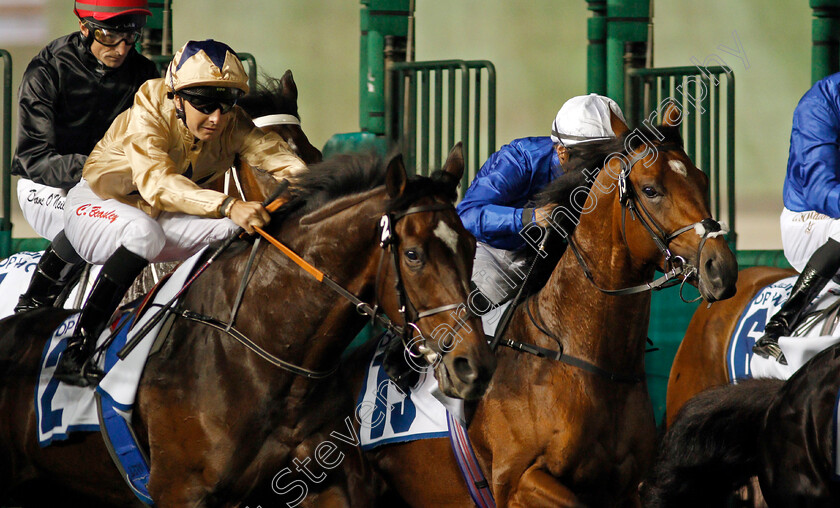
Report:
547,102,738,303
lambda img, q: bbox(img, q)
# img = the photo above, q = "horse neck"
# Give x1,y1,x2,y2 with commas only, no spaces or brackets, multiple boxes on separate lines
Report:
537,191,654,373
200,189,388,379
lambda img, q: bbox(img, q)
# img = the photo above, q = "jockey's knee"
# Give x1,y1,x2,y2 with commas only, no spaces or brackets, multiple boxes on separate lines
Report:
117,220,165,262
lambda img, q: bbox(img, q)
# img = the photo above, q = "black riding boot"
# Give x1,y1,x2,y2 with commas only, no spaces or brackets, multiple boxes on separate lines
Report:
54,246,149,387
15,233,87,313
753,239,840,365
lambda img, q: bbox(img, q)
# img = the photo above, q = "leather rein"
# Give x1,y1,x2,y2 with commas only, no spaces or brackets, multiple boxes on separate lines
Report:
494,145,728,384
180,198,463,379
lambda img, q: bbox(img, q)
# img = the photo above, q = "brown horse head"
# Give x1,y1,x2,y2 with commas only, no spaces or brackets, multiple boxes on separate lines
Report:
600,106,738,302
376,143,495,399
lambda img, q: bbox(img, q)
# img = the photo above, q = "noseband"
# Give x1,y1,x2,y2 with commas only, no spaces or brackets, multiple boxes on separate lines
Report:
566,154,728,301
376,204,466,365
220,199,465,376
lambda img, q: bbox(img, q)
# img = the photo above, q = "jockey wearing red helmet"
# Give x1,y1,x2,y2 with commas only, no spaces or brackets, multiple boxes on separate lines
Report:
12,1,158,316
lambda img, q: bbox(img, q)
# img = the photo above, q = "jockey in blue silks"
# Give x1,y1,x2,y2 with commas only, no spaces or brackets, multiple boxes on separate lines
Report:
754,72,840,365
457,93,626,305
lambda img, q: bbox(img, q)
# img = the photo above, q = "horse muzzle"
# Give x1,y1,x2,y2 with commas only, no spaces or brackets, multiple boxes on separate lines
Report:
697,239,738,302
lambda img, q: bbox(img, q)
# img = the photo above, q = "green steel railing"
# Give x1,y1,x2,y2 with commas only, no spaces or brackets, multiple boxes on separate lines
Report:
811,0,840,83
148,52,258,92
386,60,496,197
626,66,736,250
1,50,12,258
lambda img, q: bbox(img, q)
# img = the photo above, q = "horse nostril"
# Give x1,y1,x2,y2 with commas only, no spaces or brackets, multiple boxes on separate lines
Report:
704,255,722,282
453,356,477,384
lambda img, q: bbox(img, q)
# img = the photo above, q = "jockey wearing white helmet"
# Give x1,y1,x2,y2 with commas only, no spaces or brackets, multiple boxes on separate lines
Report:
457,93,626,305
54,40,306,387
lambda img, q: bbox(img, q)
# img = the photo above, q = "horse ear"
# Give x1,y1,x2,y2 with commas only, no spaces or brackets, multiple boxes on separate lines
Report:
386,154,408,198
280,69,298,103
441,142,465,185
662,100,683,127
610,109,629,138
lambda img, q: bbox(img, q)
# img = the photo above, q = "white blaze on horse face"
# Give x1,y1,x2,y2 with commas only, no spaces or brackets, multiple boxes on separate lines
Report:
668,160,688,177
434,221,460,256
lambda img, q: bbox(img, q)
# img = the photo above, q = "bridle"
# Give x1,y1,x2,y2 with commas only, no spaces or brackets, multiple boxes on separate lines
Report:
181,196,466,378
566,143,728,301
493,142,729,383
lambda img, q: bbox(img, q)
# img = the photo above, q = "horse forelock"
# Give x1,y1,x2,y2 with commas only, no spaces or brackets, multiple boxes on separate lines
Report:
237,76,300,119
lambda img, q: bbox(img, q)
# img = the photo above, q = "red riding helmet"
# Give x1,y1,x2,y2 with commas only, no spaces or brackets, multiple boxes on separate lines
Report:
74,0,151,23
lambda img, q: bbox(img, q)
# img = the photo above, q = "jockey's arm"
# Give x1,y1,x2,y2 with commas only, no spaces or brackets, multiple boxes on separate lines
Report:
15,63,87,189
788,97,840,218
456,145,536,248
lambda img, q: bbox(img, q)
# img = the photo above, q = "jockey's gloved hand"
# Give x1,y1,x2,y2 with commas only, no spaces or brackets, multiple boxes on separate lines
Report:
523,203,557,228
228,199,270,234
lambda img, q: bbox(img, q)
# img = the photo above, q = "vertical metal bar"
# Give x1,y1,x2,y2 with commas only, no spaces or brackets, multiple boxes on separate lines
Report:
459,62,470,191
395,68,405,160
1,50,11,258
726,72,737,247
485,61,497,179
420,68,430,175
447,66,456,154
659,75,668,125
713,72,721,219
686,76,696,163
434,65,443,169
473,67,481,181
701,74,715,213
407,70,417,176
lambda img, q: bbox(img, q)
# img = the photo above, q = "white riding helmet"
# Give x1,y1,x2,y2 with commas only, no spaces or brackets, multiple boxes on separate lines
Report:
550,93,626,146
165,39,249,98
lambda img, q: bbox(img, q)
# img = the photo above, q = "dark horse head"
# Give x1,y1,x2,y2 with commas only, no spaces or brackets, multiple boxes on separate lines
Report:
238,69,323,165
271,142,496,399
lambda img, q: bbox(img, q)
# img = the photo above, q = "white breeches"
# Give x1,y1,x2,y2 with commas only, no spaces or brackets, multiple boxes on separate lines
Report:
17,179,67,241
64,180,239,264
780,207,840,273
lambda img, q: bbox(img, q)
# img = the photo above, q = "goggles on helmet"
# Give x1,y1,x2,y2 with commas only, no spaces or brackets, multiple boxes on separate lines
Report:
85,22,142,47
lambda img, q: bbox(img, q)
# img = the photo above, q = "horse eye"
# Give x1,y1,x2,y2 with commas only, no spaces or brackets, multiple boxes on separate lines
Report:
405,249,421,262
642,186,659,198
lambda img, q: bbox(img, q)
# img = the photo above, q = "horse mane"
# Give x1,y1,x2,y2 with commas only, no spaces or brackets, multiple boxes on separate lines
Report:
237,75,299,119
273,151,457,219
518,124,684,297
642,378,783,507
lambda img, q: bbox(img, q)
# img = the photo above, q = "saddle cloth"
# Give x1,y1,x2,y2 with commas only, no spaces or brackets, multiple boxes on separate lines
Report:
36,249,203,446
356,299,512,450
358,332,465,450
729,275,840,382
0,251,100,320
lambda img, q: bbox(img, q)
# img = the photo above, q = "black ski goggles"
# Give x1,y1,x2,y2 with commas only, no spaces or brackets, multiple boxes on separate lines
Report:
85,23,141,47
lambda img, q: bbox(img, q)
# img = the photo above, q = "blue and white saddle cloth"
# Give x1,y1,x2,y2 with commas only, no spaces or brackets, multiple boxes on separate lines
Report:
358,332,462,449
0,251,101,320
35,251,201,446
729,276,840,381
